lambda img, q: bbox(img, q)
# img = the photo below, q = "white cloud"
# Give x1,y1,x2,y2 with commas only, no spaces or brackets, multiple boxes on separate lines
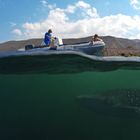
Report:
12,1,140,40
40,0,48,7
12,29,22,36
65,1,99,18
48,8,69,23
75,1,90,9
130,0,140,10
48,3,56,10
10,22,16,27
65,5,76,13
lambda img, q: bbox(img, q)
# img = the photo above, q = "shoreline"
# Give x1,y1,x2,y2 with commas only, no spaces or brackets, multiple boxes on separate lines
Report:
103,47,140,57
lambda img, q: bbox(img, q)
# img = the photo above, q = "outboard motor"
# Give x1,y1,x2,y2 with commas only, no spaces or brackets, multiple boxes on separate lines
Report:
50,37,63,50
53,37,63,47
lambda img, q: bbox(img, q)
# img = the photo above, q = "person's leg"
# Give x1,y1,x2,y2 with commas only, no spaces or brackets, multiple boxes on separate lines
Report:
49,47,57,50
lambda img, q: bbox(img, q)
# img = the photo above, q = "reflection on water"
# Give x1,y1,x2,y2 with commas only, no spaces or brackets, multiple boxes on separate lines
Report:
0,70,140,140
0,54,140,74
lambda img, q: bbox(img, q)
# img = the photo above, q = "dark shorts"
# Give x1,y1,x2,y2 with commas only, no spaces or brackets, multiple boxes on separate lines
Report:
49,47,57,50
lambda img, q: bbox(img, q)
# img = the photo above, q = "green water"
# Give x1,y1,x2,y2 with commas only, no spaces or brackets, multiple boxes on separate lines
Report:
0,70,140,140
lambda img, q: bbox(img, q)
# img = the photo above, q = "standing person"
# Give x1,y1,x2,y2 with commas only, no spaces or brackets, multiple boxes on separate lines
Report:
44,29,52,46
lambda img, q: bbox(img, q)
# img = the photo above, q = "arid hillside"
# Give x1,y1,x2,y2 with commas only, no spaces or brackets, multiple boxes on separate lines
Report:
0,36,140,56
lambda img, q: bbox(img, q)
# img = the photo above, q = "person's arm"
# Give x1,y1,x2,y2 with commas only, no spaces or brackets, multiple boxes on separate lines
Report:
45,34,51,39
97,37,103,41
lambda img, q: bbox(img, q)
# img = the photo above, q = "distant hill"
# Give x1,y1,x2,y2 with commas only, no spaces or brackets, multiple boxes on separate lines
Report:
0,36,140,52
0,39,42,52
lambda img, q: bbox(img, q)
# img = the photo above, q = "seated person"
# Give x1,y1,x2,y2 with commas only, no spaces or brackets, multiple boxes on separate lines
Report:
91,34,103,42
44,29,52,46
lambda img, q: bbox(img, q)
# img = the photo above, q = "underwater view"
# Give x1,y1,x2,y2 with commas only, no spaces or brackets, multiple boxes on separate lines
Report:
0,54,140,140
2,0,140,139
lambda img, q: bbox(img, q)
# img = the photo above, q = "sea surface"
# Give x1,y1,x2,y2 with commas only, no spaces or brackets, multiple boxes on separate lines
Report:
0,53,140,140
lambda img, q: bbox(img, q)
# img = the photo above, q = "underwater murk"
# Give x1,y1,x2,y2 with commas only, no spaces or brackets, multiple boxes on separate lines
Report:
0,53,140,140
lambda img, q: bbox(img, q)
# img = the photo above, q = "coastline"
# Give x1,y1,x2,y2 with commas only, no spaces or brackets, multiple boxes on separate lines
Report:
1,35,140,57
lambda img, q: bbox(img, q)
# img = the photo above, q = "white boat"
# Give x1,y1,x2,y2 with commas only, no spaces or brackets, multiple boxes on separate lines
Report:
63,41,105,55
19,38,105,56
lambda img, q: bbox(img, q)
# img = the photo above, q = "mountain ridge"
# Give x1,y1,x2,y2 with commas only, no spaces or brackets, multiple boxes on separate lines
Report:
0,36,140,56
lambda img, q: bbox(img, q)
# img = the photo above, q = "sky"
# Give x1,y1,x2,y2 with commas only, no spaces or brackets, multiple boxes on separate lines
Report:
1,0,140,42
